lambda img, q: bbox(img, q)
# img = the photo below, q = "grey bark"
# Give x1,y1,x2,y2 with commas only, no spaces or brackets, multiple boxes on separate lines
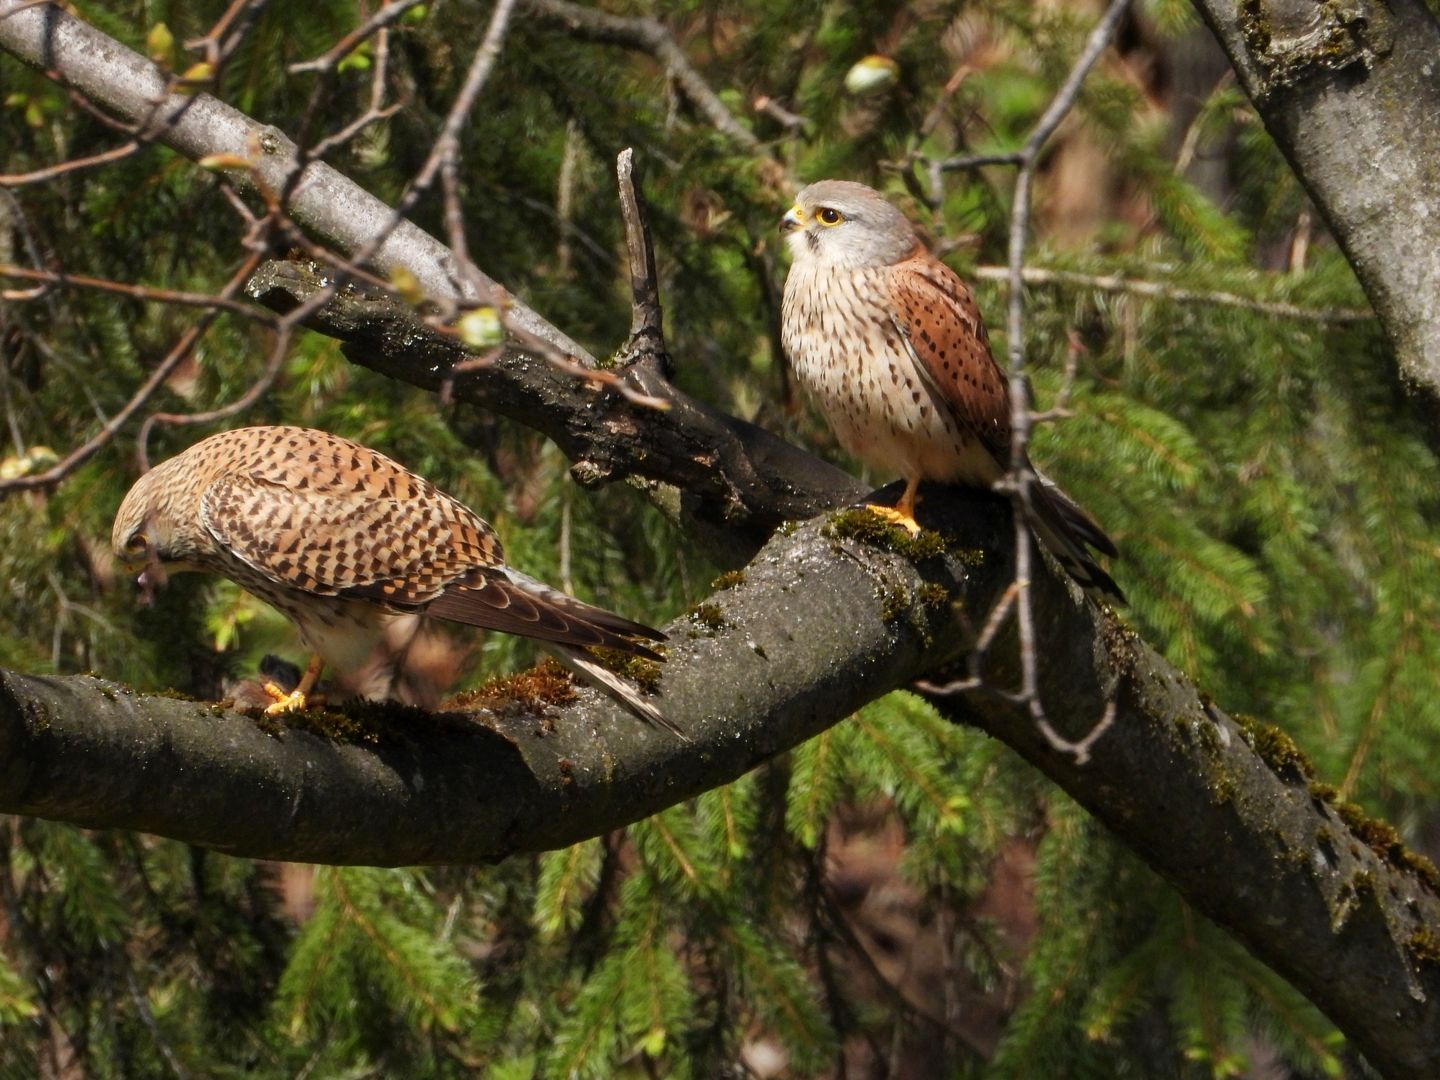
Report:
1192,0,1440,404
0,511,1002,865
0,0,577,355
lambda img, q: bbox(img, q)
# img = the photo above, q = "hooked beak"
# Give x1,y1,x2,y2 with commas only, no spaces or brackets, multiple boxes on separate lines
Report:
779,204,805,233
134,558,169,607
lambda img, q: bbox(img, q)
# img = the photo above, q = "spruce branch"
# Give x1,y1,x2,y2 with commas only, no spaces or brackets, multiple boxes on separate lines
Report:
515,0,761,152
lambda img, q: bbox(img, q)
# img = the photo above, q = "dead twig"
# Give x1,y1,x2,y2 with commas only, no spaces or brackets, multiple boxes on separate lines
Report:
972,264,1373,324
0,252,265,494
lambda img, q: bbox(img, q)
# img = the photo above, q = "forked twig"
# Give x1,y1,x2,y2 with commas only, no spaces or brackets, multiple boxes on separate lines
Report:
922,0,1131,764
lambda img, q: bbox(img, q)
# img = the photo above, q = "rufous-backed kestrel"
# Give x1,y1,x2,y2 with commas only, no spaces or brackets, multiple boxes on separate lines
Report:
780,179,1122,602
112,426,678,732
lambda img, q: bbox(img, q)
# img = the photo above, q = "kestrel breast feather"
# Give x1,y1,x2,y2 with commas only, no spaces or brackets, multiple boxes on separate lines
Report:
779,179,1122,602
112,426,679,734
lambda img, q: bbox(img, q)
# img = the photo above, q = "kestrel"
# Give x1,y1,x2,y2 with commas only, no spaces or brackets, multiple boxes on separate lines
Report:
112,426,679,734
780,180,1122,602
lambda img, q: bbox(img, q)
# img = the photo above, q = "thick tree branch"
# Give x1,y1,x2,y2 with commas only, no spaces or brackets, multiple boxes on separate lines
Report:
2,497,1438,1074
1192,0,1440,405
0,512,991,865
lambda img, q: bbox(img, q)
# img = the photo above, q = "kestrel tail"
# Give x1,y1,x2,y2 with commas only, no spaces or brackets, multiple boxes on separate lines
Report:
779,179,1123,603
112,426,680,736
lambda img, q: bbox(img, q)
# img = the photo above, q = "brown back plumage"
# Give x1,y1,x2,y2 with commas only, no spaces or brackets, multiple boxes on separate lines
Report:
187,427,666,656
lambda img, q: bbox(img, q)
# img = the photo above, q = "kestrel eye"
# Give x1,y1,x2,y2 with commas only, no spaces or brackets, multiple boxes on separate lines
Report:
817,207,843,226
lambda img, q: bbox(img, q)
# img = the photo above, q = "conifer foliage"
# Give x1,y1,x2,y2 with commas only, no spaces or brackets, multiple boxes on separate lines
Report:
0,0,1435,1075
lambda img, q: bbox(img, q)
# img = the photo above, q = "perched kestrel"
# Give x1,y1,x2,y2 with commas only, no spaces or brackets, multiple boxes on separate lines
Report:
112,426,678,733
780,179,1122,601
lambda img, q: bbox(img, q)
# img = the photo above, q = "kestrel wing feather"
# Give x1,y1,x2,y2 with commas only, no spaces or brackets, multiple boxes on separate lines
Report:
199,472,499,601
885,256,1011,465
426,572,665,659
885,260,1124,599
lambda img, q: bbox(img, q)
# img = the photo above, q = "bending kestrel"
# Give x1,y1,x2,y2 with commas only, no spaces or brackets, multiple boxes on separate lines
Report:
779,179,1122,602
112,426,678,734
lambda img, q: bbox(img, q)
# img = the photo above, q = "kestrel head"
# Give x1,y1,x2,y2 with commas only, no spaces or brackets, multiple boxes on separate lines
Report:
780,180,918,269
112,452,213,580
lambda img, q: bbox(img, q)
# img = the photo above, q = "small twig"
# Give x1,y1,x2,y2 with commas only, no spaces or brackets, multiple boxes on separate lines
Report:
183,0,265,72
997,0,1131,763
120,952,189,1079
134,327,295,471
0,265,276,320
288,0,425,74
0,143,141,187
972,264,1372,324
510,321,670,411
1174,70,1235,176
1033,696,1118,766
935,151,1023,172
304,26,406,162
918,64,975,143
555,119,582,276
752,94,808,133
1028,330,1083,425
912,581,1020,696
436,345,503,407
0,252,264,495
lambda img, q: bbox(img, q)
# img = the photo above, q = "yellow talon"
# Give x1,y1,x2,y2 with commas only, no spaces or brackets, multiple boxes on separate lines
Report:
262,683,310,715
867,476,923,535
261,653,325,715
865,503,922,536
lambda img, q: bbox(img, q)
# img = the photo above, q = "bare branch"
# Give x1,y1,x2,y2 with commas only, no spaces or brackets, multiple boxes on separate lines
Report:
990,0,1132,760
972,264,1374,324
133,328,295,472
0,142,141,186
0,252,265,494
0,264,277,320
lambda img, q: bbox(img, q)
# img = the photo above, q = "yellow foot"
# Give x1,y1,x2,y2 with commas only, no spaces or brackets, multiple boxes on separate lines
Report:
865,503,922,537
262,682,314,715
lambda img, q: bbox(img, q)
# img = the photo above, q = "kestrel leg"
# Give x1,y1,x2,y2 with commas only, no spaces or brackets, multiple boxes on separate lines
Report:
263,652,325,715
866,476,923,536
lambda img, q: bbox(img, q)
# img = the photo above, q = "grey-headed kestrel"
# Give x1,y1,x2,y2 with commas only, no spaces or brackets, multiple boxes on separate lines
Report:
780,180,1123,602
112,426,679,734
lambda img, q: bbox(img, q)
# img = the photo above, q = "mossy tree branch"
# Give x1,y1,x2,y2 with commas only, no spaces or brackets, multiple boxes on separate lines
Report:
2,498,1437,1075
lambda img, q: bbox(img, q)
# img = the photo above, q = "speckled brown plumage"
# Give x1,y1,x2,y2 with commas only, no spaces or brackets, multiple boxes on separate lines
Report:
112,426,677,732
780,180,1122,602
